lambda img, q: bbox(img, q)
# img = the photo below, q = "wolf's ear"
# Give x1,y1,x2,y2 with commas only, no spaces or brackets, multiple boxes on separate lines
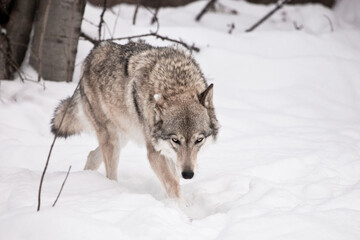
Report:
199,84,214,108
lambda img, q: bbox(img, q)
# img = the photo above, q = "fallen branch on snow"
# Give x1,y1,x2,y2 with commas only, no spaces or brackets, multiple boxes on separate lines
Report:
52,165,72,207
196,0,217,22
246,0,292,32
37,83,80,212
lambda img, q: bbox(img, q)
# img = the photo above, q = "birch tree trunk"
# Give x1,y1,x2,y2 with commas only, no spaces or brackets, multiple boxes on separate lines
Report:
30,0,86,82
1,0,36,80
7,0,36,70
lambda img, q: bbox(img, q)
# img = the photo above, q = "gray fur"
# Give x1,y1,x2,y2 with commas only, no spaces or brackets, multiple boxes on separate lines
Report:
51,89,86,138
51,41,219,200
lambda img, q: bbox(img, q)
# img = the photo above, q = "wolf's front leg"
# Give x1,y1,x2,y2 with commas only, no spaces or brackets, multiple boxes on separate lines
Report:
147,144,181,199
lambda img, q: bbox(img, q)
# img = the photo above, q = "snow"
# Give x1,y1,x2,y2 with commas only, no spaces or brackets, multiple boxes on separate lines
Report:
1,0,360,239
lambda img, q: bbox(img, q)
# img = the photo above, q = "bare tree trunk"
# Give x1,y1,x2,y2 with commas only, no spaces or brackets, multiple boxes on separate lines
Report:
0,33,12,79
0,0,36,80
30,0,86,82
6,0,36,70
0,0,13,24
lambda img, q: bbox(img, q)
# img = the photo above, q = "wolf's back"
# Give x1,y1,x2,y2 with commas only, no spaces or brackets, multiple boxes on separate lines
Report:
51,90,87,138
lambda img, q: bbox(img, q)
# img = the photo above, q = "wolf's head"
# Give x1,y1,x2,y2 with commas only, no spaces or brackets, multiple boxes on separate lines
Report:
152,84,219,179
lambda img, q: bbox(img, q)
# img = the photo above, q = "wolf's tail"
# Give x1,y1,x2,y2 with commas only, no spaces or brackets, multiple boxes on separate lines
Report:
51,90,87,138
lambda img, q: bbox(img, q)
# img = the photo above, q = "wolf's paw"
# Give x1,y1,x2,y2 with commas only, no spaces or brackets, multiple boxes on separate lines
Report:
162,196,192,210
162,197,194,222
180,197,193,208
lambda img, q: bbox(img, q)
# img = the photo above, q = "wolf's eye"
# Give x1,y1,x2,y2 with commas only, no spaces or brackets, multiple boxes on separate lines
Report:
195,138,204,144
171,138,180,144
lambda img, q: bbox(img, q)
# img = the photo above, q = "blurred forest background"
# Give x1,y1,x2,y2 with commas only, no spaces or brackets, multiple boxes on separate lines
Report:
0,0,336,83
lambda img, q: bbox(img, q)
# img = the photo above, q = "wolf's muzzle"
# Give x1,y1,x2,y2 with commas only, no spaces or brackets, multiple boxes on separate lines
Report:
181,170,194,179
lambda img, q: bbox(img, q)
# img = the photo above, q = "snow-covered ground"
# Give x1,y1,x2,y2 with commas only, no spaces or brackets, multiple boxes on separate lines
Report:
1,0,360,239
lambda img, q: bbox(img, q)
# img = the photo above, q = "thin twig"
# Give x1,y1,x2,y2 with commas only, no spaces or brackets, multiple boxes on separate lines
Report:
103,21,113,39
83,18,99,28
215,2,237,15
37,0,53,82
293,21,303,30
110,32,154,41
153,33,200,52
196,0,217,22
151,1,161,25
246,0,292,33
111,7,121,37
37,82,81,212
142,6,160,33
80,31,99,45
227,23,235,34
98,0,107,40
52,165,72,207
133,2,140,25
323,15,334,32
81,4,199,52
108,32,199,52
86,31,200,52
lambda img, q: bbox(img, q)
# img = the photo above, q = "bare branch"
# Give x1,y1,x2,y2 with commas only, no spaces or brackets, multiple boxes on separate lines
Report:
103,21,113,39
133,2,140,25
37,0,53,82
151,1,161,25
215,2,237,15
98,0,107,40
293,21,303,30
106,32,199,52
227,23,235,34
152,32,200,52
323,15,334,32
80,4,199,52
143,6,160,32
246,0,292,33
80,31,99,45
37,82,81,212
196,0,217,22
52,165,72,207
109,32,154,41
83,18,99,27
111,7,121,37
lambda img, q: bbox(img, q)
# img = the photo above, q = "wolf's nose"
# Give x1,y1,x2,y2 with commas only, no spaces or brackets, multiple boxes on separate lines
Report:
181,170,194,179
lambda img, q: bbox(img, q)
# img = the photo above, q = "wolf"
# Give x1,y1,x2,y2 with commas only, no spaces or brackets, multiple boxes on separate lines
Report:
51,41,219,200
